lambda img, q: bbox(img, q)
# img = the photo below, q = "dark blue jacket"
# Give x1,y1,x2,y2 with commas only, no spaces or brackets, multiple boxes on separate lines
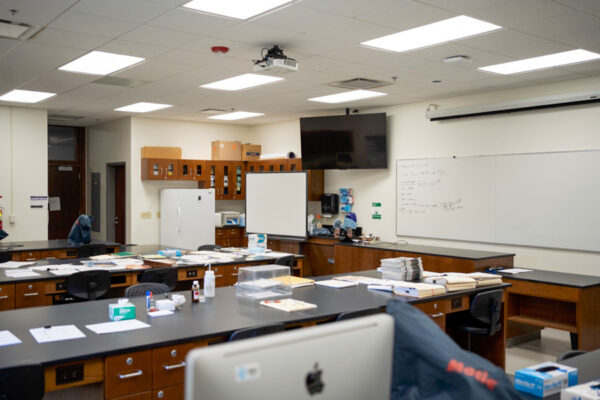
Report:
67,215,93,246
386,299,520,399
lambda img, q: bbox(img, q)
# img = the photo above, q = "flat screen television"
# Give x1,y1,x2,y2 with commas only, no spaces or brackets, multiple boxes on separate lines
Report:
300,113,387,169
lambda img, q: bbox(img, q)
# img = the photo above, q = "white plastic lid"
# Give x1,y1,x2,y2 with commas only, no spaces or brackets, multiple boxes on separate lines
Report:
193,280,199,285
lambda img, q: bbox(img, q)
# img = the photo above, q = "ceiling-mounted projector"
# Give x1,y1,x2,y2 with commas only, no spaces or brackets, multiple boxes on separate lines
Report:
253,44,298,74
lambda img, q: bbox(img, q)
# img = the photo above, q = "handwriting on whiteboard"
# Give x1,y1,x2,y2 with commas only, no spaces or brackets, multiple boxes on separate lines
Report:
398,162,463,215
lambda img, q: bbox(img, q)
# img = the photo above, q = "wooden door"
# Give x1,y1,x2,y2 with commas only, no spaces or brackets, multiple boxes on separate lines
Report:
206,162,223,199
141,159,163,180
287,158,302,171
162,160,178,180
48,165,82,239
178,160,195,180
231,162,245,200
114,165,126,244
193,160,207,182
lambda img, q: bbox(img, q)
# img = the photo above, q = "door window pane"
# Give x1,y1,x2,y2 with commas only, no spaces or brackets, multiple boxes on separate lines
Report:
48,126,77,161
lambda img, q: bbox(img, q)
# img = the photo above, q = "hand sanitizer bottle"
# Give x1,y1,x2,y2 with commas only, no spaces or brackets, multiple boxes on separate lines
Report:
204,267,215,297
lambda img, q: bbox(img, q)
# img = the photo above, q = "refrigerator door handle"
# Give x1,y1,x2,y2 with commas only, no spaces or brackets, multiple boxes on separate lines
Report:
176,202,182,233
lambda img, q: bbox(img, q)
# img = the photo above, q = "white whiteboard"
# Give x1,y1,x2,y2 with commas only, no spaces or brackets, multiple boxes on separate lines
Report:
246,172,307,239
396,150,600,252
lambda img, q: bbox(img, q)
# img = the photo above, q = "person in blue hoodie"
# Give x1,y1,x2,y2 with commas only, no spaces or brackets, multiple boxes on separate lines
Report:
67,214,94,246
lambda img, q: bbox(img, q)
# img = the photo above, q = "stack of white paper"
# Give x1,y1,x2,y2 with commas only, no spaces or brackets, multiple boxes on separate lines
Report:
378,257,423,281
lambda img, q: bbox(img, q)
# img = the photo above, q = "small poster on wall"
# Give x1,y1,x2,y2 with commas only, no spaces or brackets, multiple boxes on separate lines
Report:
30,196,48,209
372,202,382,220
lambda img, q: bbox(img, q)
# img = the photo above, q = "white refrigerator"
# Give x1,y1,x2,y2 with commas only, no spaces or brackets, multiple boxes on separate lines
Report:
160,189,215,250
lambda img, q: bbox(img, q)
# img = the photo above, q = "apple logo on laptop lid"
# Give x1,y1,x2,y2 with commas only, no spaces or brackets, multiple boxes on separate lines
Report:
305,363,325,395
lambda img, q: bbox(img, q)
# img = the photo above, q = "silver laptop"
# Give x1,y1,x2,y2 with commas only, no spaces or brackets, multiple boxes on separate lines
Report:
185,314,394,400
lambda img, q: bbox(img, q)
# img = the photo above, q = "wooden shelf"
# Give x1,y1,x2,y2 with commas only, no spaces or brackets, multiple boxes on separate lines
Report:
508,315,577,333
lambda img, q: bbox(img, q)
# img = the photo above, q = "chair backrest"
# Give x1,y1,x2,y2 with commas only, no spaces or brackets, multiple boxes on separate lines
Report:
197,244,221,251
556,350,587,362
469,289,504,336
67,270,111,300
228,323,286,342
0,251,10,263
0,364,45,400
125,282,170,298
77,244,107,258
274,255,294,268
141,268,178,290
336,308,381,321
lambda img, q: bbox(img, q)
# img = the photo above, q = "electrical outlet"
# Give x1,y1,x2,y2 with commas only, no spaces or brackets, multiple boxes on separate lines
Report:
156,211,160,218
140,212,151,219
186,269,198,278
55,363,84,385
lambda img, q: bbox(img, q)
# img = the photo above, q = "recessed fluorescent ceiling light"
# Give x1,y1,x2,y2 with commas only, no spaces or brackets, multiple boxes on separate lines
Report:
59,51,145,75
201,73,284,91
183,0,292,20
0,89,56,103
479,49,600,74
115,102,172,113
209,111,264,120
308,90,387,104
361,15,501,53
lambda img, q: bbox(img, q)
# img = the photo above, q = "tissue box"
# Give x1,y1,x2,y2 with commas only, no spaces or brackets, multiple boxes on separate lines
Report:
515,362,578,397
109,300,136,321
561,381,600,400
248,233,267,252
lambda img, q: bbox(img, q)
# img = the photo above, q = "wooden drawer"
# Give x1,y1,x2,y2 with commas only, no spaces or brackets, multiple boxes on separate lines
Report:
40,250,68,259
153,385,183,400
15,281,49,308
177,268,204,282
0,283,15,310
212,265,229,287
105,350,152,399
153,343,194,388
413,296,469,316
44,358,104,392
113,392,152,400
19,251,41,261
504,278,579,302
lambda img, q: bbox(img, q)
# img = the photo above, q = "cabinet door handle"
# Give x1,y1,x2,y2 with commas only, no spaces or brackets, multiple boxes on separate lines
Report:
214,274,223,278
24,292,39,297
118,370,143,379
429,312,444,318
163,361,186,370
0,295,8,299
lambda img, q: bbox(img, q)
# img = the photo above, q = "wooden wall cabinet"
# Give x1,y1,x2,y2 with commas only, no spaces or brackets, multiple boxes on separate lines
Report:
178,160,206,182
141,159,178,181
215,227,244,247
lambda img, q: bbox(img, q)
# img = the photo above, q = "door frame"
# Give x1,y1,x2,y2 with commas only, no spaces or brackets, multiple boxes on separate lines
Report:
106,162,126,243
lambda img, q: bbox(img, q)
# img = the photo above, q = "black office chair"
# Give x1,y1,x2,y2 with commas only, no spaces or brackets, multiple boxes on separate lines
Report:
557,350,587,362
141,268,178,291
67,270,111,301
125,282,170,297
0,364,45,400
274,255,295,272
197,244,221,251
228,323,286,342
0,251,10,263
77,244,107,258
336,309,381,321
453,289,504,351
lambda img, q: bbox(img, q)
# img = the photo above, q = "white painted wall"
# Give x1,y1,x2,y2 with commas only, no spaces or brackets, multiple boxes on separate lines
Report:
0,106,48,242
87,118,132,242
129,117,252,245
249,76,600,275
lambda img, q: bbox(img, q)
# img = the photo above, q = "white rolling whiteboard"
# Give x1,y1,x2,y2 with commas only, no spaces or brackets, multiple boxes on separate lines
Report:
246,172,307,239
396,150,600,252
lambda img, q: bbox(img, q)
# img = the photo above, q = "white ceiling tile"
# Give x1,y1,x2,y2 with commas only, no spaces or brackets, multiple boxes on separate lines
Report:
29,27,111,50
563,59,600,74
459,29,542,53
20,70,98,93
487,39,573,59
357,1,455,30
308,19,395,44
406,42,511,66
0,50,65,91
555,0,600,17
154,49,213,66
49,10,138,37
517,10,600,37
119,25,200,48
213,22,299,46
470,0,576,30
71,0,172,24
115,60,197,81
301,0,397,18
182,37,259,59
283,34,343,57
98,39,173,59
59,83,130,101
0,37,18,56
148,7,238,35
12,41,86,63
550,29,600,51
254,5,348,33
416,0,511,14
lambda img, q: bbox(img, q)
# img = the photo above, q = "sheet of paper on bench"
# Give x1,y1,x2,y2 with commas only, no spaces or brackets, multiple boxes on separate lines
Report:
30,325,86,343
85,319,150,335
5,269,40,278
315,279,359,289
501,268,532,274
0,261,36,269
0,330,22,347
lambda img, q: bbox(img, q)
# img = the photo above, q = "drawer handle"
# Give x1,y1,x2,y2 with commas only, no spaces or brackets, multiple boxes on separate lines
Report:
0,295,8,299
429,312,444,318
25,258,37,261
163,361,186,370
24,292,39,297
214,275,223,278
231,273,238,276
118,370,143,379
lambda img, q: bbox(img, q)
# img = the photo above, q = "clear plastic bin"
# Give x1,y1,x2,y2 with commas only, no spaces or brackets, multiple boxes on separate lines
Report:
236,264,293,300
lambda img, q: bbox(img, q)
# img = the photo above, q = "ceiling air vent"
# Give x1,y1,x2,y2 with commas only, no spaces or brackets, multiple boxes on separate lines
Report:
93,76,148,88
0,19,32,39
48,114,83,121
329,77,392,90
199,108,229,114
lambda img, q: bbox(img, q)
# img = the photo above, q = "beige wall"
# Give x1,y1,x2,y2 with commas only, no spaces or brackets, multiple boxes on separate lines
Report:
87,118,132,242
0,106,48,242
249,76,600,275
